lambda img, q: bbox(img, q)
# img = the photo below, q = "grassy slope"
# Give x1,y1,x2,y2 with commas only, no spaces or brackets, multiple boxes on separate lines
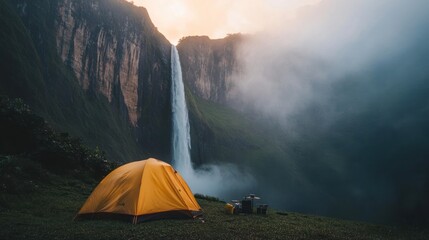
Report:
0,179,427,240
186,86,291,166
0,94,427,240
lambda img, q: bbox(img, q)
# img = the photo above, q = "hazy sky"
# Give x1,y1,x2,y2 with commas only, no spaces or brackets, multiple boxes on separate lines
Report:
130,0,320,44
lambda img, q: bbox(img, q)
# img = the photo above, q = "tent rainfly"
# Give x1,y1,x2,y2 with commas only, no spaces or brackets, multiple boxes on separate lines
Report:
75,158,202,223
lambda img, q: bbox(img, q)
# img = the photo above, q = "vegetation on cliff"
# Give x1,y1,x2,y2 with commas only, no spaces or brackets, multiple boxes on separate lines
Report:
0,96,117,194
0,0,174,161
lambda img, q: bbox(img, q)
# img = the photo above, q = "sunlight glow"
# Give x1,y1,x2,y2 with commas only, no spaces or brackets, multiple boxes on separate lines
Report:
128,0,321,44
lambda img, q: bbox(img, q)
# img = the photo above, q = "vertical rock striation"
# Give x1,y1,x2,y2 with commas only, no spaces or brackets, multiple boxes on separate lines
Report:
55,0,170,126
177,34,243,105
175,34,247,166
54,0,172,158
10,0,173,160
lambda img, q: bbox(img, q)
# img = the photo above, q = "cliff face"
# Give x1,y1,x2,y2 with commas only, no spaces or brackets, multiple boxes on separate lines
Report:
176,35,247,165
55,0,173,159
177,35,243,104
5,0,245,164
55,0,171,126
6,0,172,161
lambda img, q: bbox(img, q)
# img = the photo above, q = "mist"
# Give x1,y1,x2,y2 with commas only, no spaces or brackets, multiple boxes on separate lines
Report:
231,0,429,225
183,163,255,200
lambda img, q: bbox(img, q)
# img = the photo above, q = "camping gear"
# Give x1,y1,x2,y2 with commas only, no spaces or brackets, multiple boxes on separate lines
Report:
257,204,268,215
232,200,241,214
241,199,253,213
241,194,261,214
75,158,202,223
224,203,234,214
225,200,241,214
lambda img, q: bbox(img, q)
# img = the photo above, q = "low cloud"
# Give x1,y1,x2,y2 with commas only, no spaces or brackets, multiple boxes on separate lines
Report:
181,163,256,200
231,0,429,224
234,0,429,124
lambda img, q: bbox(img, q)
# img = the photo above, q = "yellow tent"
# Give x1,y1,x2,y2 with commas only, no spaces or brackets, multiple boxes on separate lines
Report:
76,158,202,223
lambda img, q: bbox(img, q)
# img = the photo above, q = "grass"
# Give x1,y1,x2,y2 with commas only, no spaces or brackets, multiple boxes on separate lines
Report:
0,179,427,240
186,86,290,166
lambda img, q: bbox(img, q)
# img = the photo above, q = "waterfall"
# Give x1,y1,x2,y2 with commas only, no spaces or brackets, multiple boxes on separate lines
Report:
171,45,193,176
170,45,254,198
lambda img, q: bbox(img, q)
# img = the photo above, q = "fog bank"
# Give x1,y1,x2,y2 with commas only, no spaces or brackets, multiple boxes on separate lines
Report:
232,0,429,225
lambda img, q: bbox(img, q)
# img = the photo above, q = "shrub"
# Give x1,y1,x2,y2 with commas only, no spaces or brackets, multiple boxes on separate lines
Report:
194,193,224,202
0,155,47,194
0,96,117,183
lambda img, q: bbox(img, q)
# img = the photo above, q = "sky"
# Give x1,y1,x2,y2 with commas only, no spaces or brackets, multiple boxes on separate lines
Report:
129,0,321,44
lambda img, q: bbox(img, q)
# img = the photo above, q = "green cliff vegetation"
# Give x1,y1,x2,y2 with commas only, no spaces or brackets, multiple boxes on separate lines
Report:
186,87,288,166
0,96,117,193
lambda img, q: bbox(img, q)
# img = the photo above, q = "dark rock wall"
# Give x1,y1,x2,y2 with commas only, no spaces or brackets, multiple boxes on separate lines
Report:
177,34,243,105
8,0,173,161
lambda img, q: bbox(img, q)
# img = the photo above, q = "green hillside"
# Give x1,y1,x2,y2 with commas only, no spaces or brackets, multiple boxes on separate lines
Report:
0,96,427,239
186,86,291,166
1,178,427,239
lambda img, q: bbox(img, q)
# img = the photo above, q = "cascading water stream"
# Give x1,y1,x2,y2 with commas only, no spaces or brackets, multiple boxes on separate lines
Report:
171,45,193,177
170,44,253,197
